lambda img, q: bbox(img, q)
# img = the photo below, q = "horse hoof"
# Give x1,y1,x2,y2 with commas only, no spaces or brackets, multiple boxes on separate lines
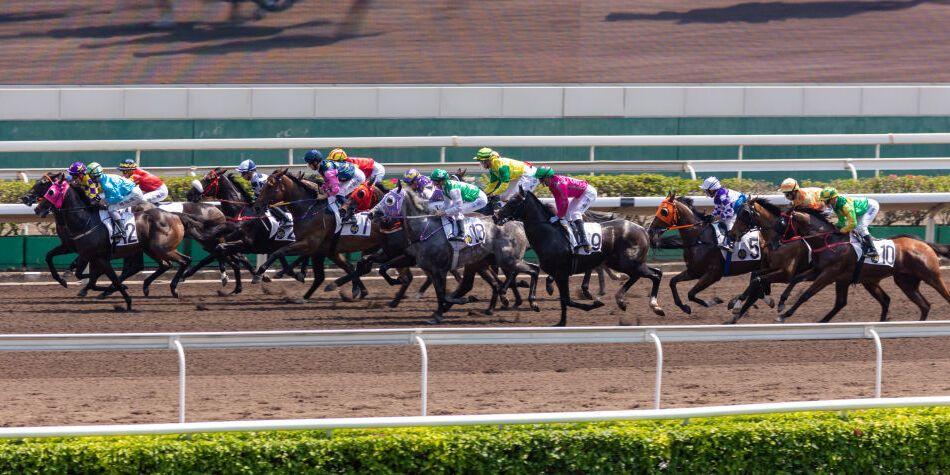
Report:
230,288,242,296
294,273,306,283
531,303,541,312
286,297,306,305
579,290,594,300
217,289,229,297
732,305,742,315
426,317,443,325
775,316,786,323
652,308,665,317
77,290,88,298
261,275,272,283
56,280,68,289
764,296,775,308
712,297,724,305
545,282,554,295
616,300,627,312
325,283,337,292
387,299,401,309
592,300,605,309
679,305,692,315
113,304,126,312
251,275,262,284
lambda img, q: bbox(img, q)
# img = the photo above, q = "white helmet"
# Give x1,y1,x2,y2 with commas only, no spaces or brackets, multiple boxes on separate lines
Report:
700,176,721,191
236,159,257,173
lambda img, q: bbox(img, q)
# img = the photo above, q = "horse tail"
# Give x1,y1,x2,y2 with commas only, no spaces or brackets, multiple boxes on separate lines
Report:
925,241,950,260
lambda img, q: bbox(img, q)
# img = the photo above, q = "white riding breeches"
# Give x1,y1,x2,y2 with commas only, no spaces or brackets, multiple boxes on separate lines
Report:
107,187,146,220
368,163,385,185
445,192,488,220
855,199,879,237
337,169,366,200
499,169,539,201
566,185,597,221
143,184,168,204
721,213,737,232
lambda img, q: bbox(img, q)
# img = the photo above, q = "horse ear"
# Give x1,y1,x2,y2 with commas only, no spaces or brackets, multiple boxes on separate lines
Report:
396,181,403,191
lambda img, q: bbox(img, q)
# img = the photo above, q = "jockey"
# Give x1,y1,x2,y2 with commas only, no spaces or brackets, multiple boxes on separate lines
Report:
327,148,386,186
236,159,268,200
318,158,365,222
535,167,597,252
778,178,824,211
700,176,748,251
303,149,324,171
430,168,488,241
402,168,436,199
474,147,539,201
118,159,168,204
819,187,880,260
66,161,100,201
87,162,147,244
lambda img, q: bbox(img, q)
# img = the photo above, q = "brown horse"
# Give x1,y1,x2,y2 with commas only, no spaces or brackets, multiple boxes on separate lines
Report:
250,169,384,301
27,173,191,310
735,201,950,322
647,192,766,315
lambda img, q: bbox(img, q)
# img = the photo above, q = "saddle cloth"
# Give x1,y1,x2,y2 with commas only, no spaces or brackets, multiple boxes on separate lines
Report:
563,221,603,255
849,234,896,267
714,226,762,262
340,212,373,237
100,208,138,247
264,210,296,241
157,202,184,214
441,216,487,247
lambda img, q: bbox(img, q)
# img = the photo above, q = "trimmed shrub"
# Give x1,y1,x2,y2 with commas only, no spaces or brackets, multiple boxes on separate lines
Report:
0,408,945,474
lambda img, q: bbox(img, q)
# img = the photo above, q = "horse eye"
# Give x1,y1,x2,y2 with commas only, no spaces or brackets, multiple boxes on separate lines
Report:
385,197,395,205
660,208,669,216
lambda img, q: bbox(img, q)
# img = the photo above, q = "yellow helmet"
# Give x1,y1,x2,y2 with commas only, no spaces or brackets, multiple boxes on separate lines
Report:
778,178,800,193
327,148,348,162
818,187,838,202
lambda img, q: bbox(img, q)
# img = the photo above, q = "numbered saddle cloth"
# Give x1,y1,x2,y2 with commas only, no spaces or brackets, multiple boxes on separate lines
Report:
441,216,487,247
714,226,762,262
849,235,896,266
157,202,184,214
340,212,373,237
99,208,139,247
264,210,296,241
565,222,603,255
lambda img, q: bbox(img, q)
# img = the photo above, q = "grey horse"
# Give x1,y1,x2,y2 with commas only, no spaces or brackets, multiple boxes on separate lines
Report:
401,188,540,323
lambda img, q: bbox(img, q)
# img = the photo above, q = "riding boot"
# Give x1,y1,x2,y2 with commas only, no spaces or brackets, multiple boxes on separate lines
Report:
450,217,465,241
571,220,590,252
861,234,879,261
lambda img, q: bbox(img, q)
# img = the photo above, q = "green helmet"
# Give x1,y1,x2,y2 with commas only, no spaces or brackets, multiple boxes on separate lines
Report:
87,162,103,177
534,166,555,180
818,187,838,202
430,168,450,181
474,147,495,161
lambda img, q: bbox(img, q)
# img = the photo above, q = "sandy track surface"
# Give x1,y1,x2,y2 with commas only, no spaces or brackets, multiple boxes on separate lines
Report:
0,270,947,426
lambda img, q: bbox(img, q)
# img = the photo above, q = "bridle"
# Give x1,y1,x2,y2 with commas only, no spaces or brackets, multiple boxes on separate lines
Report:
654,198,701,231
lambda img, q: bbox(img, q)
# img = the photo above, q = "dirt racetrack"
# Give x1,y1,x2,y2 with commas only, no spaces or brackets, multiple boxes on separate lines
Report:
0,269,947,426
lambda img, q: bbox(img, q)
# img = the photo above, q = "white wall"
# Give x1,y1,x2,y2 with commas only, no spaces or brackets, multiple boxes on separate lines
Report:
0,85,947,120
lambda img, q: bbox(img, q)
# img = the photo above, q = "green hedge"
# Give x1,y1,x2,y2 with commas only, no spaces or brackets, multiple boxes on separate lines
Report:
0,409,946,473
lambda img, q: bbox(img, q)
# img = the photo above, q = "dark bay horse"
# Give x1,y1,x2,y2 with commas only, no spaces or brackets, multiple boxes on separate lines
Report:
496,189,663,326
27,173,192,309
734,202,950,322
647,192,765,315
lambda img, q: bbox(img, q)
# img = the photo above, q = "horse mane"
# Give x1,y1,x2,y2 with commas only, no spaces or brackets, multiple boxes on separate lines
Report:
224,173,255,204
674,196,706,218
285,171,324,196
797,206,833,223
750,197,782,216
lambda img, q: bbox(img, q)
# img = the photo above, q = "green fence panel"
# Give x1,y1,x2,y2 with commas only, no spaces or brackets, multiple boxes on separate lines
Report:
937,226,950,244
0,236,24,270
869,225,925,239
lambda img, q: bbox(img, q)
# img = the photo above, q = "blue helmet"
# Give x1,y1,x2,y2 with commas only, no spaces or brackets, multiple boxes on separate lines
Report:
303,149,324,164
236,159,257,173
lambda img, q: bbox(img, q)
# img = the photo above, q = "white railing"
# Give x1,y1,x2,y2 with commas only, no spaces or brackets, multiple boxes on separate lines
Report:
2,396,947,439
0,320,948,437
1,132,949,181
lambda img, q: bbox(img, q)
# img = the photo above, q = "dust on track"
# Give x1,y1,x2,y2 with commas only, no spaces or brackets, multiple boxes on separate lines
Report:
0,271,947,426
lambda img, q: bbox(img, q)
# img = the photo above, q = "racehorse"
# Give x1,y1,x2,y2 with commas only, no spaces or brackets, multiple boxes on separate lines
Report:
400,185,540,323
732,199,950,322
26,173,192,309
185,168,307,286
496,189,664,326
647,192,764,315
249,169,383,302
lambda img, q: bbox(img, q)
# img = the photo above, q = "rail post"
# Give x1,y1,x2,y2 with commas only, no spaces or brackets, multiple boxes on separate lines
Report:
287,148,294,165
874,143,881,178
647,331,663,409
846,161,858,181
589,146,596,162
15,171,28,183
866,327,882,398
736,145,744,180
439,147,446,163
170,337,187,423
415,335,429,416
135,150,141,166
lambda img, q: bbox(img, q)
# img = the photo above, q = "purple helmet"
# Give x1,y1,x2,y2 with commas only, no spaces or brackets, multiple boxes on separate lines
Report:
67,161,86,177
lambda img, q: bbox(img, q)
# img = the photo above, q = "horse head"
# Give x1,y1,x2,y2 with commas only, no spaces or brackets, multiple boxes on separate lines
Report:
494,187,543,224
372,182,405,222
254,168,291,213
188,167,227,202
647,191,696,246
22,172,60,206
28,173,71,217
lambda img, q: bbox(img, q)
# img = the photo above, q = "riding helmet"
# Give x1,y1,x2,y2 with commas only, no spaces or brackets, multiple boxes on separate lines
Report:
67,161,86,177
303,149,324,164
778,178,800,193
430,168,449,181
236,159,257,173
87,162,103,178
700,176,721,191
327,148,348,162
118,158,138,171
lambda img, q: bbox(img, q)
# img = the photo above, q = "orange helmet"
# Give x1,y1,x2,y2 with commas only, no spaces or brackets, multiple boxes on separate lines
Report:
327,148,348,162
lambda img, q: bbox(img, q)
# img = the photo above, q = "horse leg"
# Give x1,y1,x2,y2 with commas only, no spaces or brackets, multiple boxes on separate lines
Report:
228,256,244,295
644,264,665,316
668,269,697,314
475,266,500,315
445,266,477,306
143,261,171,297
817,280,850,323
302,256,327,301
686,268,723,308
777,269,839,322
388,267,414,308
894,274,931,321
596,266,608,297
513,261,541,312
545,274,555,296
45,244,73,288
728,271,756,312
254,241,309,277
169,251,193,298
426,271,449,324
777,269,818,313
861,281,891,322
98,258,132,311
579,270,594,300
181,253,218,281
918,268,950,307
552,271,605,326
